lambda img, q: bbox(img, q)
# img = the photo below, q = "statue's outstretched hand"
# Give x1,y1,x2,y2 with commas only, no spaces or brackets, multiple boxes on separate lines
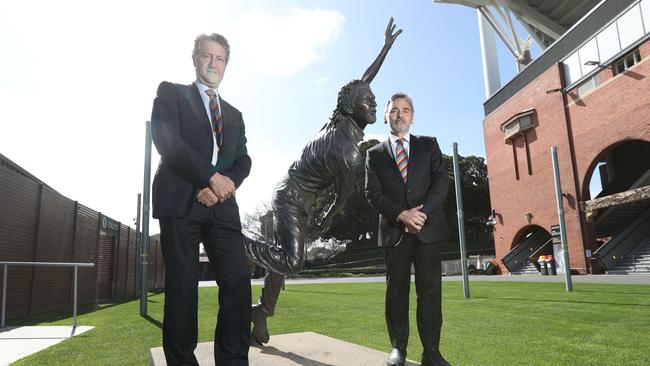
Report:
361,16,402,83
384,17,402,48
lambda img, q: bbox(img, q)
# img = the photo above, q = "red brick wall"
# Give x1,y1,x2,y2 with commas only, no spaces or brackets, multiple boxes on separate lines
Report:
483,65,586,273
483,39,650,274
567,41,650,197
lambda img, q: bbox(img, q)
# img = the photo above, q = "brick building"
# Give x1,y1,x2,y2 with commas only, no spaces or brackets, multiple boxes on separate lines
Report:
441,0,650,274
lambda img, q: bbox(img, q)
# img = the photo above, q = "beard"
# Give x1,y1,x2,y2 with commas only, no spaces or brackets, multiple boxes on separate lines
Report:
390,121,409,135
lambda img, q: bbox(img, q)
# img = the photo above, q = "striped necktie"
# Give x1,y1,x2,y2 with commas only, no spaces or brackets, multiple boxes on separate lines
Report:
205,89,223,148
395,138,408,183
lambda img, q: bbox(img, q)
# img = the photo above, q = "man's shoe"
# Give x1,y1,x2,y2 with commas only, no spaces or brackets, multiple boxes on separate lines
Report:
387,348,407,366
421,351,452,366
251,304,270,345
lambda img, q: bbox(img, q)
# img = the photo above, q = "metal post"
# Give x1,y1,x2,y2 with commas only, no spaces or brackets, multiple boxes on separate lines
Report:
452,143,470,299
135,193,142,295
72,265,78,336
2,264,7,327
141,121,153,315
551,146,573,292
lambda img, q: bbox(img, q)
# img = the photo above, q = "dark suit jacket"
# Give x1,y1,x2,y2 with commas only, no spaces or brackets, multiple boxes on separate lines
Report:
365,135,449,247
150,81,251,220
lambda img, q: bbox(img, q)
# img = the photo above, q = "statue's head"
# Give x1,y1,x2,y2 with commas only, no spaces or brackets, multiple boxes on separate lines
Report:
336,80,377,127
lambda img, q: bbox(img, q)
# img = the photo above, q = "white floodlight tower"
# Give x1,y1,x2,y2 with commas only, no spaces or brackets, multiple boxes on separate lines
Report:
434,0,598,98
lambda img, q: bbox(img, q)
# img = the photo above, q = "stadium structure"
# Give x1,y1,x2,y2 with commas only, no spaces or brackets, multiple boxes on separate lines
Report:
436,0,650,274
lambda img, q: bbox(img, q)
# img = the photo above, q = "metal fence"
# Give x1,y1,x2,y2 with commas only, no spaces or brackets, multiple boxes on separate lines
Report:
1,261,95,335
0,163,164,322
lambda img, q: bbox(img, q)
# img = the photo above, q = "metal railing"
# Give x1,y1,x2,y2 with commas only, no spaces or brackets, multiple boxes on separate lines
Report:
1,261,95,335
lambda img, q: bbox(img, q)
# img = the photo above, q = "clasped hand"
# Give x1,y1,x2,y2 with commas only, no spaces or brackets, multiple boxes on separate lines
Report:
196,172,235,207
398,204,427,234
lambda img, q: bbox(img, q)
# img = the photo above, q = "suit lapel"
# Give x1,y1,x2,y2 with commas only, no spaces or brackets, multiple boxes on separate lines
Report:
381,139,406,186
407,135,421,183
219,96,233,150
188,84,212,135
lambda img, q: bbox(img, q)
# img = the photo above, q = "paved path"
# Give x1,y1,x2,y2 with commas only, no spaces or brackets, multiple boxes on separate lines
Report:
0,326,93,366
150,331,421,366
198,274,650,287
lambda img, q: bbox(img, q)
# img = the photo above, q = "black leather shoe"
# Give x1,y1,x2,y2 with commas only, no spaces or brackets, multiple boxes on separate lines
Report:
251,304,270,345
422,351,452,366
387,348,407,366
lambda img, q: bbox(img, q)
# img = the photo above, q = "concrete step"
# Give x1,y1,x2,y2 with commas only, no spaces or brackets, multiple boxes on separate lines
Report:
607,268,650,274
618,257,650,265
149,332,423,366
512,264,540,275
608,237,650,273
619,258,650,266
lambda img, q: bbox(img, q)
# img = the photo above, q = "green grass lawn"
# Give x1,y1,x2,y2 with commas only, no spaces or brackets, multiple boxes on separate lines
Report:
9,281,650,365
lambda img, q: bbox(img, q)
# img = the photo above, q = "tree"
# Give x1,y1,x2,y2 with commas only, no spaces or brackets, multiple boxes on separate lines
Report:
440,154,493,258
241,201,272,242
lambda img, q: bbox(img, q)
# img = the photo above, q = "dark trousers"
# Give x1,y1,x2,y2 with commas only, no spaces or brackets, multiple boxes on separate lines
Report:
159,201,251,366
384,235,442,356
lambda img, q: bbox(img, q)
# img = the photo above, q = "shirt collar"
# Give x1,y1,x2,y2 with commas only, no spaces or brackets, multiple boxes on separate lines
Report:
194,79,218,97
389,133,411,146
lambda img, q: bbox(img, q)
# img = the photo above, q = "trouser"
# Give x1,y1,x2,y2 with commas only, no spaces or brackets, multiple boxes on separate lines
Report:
384,235,443,355
159,201,251,366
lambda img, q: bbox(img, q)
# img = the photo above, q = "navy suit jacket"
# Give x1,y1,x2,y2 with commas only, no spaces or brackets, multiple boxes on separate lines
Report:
365,135,449,247
150,81,251,222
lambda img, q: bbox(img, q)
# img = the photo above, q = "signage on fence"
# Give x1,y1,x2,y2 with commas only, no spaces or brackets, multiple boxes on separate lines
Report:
551,224,561,244
100,214,120,235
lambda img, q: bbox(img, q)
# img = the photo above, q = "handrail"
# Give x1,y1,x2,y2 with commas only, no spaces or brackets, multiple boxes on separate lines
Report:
529,238,554,260
527,238,554,272
595,208,650,270
501,230,551,272
1,261,95,336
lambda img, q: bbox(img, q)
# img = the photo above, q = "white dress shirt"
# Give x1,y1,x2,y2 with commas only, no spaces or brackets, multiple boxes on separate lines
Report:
388,133,411,163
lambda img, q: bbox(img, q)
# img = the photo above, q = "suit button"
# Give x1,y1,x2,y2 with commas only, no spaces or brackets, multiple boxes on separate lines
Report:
407,189,411,193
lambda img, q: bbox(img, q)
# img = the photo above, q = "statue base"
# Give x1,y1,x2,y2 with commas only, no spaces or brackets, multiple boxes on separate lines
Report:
149,331,420,365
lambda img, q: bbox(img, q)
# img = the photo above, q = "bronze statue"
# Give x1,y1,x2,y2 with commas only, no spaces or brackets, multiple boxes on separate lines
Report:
245,18,402,345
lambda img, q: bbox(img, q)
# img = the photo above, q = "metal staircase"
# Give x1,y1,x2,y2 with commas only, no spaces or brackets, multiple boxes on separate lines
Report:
502,231,551,274
596,208,650,272
513,260,540,275
607,239,650,274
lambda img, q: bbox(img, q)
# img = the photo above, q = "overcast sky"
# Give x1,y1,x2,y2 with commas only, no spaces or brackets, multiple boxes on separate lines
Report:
1,0,524,233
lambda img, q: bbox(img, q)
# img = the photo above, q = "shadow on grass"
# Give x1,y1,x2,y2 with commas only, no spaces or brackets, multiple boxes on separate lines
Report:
141,314,163,329
575,288,650,296
473,295,650,307
7,291,164,327
284,289,353,296
254,345,420,366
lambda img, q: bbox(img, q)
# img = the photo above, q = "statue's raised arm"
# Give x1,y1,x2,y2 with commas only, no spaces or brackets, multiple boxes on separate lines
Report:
361,17,402,84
